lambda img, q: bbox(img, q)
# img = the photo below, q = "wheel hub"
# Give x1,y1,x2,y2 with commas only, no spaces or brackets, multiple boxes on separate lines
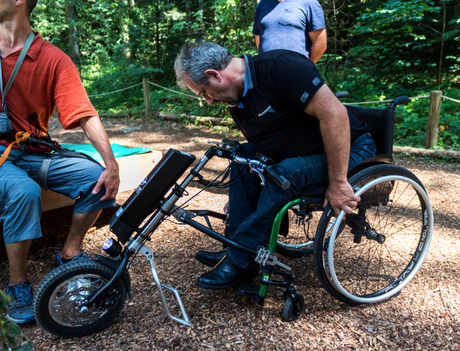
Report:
365,227,386,244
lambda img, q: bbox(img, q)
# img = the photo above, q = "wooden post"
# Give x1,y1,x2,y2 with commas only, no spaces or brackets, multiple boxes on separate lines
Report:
142,78,151,119
425,90,442,149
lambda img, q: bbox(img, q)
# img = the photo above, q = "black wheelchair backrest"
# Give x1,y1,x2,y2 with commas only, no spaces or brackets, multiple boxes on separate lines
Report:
345,96,409,157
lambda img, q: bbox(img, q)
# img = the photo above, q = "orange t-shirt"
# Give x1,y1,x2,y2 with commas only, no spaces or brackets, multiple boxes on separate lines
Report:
0,31,97,148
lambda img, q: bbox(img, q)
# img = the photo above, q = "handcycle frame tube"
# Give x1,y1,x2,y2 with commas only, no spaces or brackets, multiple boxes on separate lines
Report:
83,255,130,307
126,153,213,252
180,216,257,256
88,154,216,307
259,198,301,297
167,153,211,207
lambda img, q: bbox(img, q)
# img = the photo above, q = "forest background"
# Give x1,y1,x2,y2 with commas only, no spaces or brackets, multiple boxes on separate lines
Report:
32,0,460,151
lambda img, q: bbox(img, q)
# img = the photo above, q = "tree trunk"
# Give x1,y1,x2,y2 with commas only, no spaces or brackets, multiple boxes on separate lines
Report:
437,0,446,86
155,3,161,68
198,0,205,40
65,0,80,71
118,0,132,59
332,0,338,90
185,0,193,39
393,146,460,160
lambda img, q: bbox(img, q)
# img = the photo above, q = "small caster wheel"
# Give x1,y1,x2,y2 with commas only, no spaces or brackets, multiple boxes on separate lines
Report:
282,291,304,322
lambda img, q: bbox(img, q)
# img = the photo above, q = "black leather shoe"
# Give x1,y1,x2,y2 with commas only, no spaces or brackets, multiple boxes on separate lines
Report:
195,249,226,267
196,256,259,290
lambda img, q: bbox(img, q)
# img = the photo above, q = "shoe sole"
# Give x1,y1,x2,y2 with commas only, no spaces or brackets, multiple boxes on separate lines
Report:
6,315,36,324
195,267,259,290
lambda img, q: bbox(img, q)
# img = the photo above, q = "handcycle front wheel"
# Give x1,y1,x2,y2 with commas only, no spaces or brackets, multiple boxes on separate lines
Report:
314,164,434,304
34,259,127,337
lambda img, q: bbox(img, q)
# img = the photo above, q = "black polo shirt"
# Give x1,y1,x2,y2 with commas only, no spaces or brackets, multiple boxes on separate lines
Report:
229,50,369,163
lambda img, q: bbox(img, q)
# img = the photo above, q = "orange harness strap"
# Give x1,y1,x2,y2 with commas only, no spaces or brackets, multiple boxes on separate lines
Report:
0,131,31,168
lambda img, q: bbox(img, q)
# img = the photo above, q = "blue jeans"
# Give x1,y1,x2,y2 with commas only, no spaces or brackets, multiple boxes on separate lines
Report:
0,146,115,244
226,133,377,268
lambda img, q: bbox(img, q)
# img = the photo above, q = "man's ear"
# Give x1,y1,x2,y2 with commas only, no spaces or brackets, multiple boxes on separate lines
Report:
15,0,26,6
204,69,221,82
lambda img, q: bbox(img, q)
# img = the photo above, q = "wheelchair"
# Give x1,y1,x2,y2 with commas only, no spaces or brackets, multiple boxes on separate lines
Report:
33,94,433,337
274,95,433,307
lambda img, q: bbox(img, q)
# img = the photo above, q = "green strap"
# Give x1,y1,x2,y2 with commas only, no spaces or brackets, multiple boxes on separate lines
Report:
0,32,35,106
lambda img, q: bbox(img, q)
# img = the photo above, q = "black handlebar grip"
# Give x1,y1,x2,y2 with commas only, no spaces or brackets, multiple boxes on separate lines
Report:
335,91,349,99
266,166,291,190
392,96,410,106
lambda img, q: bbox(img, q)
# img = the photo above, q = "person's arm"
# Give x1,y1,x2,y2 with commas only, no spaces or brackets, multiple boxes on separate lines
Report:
304,84,359,214
255,35,260,49
79,116,120,201
308,28,327,63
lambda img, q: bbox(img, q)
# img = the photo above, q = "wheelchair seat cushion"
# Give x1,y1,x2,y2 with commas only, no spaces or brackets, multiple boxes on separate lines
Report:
298,183,327,199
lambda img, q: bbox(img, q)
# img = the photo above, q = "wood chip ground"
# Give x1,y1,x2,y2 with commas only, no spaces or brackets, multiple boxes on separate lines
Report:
1,116,459,350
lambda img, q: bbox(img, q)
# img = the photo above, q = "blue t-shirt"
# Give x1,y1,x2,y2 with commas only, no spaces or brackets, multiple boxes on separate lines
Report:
253,0,326,58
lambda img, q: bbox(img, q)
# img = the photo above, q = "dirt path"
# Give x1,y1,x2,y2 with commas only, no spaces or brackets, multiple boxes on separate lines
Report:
2,116,460,351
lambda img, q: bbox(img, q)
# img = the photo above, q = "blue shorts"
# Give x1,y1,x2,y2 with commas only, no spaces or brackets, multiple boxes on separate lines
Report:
0,145,116,244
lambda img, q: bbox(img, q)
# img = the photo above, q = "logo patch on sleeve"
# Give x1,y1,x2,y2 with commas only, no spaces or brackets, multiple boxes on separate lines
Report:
300,91,309,103
312,77,321,86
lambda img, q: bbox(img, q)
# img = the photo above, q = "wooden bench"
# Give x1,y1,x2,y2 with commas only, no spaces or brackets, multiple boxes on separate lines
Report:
41,151,163,212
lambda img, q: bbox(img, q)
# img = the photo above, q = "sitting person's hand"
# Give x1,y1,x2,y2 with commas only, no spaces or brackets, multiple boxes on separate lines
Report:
323,180,360,215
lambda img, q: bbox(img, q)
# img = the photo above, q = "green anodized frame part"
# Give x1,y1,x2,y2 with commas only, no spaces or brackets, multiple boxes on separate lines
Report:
258,198,301,297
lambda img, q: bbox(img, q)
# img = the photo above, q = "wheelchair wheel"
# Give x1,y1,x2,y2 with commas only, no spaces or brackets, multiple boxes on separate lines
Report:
314,164,433,304
282,291,304,322
276,206,322,257
34,259,127,337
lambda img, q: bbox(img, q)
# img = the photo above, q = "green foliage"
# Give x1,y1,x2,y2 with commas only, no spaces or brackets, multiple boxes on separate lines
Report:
345,0,460,88
393,88,460,150
81,60,162,113
149,90,229,118
0,291,32,351
29,0,460,151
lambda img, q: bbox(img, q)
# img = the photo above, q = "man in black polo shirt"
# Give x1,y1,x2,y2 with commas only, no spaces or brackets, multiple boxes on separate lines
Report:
174,42,377,290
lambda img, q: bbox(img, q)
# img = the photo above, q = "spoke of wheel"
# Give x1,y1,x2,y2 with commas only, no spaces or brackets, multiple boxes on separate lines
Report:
375,218,416,277
360,239,381,295
332,235,365,266
381,190,420,237
381,238,407,278
338,236,376,295
382,228,418,270
381,181,413,231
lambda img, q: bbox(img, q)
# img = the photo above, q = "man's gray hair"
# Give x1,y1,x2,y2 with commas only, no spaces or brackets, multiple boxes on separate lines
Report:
175,42,234,90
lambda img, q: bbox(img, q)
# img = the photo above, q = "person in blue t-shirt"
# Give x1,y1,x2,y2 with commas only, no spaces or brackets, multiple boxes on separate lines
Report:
253,0,327,63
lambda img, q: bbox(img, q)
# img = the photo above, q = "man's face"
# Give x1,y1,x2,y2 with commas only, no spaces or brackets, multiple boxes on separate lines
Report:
0,0,15,22
184,73,239,107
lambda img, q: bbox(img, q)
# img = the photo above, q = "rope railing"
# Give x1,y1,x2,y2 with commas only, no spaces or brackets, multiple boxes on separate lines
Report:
87,83,142,97
87,82,458,155
147,81,204,100
347,95,460,105
86,80,204,100
442,95,460,104
86,81,460,105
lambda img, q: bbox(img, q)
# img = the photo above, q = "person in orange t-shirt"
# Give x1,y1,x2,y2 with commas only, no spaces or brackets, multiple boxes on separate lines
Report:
0,0,120,324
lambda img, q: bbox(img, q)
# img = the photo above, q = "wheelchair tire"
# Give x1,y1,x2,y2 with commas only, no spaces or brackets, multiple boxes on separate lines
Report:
34,259,127,337
314,164,433,304
276,207,321,257
282,291,304,322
